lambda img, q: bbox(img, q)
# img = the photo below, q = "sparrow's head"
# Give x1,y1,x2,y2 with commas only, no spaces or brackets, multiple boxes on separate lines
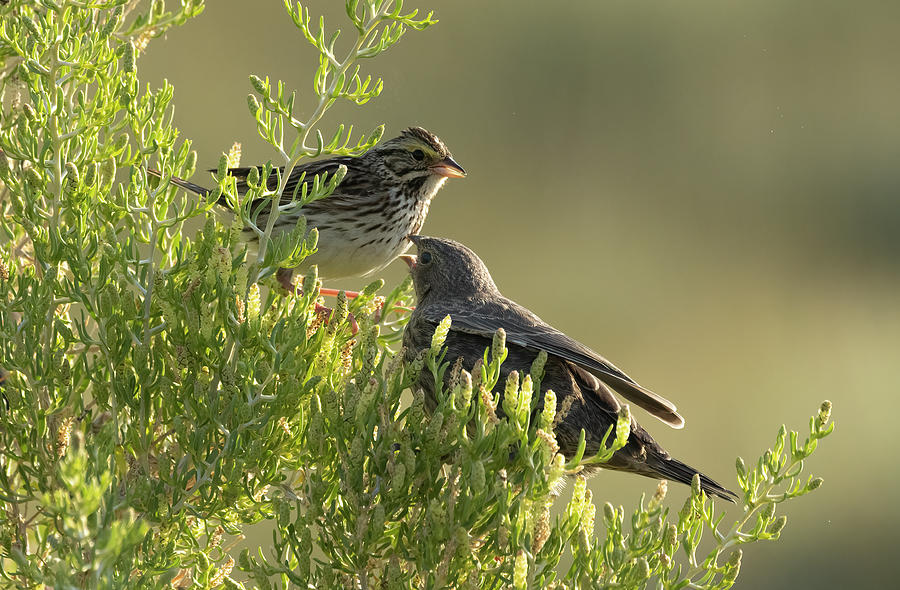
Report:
375,127,466,185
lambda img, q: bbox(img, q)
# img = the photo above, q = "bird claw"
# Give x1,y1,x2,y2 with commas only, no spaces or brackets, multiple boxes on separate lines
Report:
313,303,359,335
347,311,359,335
278,271,361,335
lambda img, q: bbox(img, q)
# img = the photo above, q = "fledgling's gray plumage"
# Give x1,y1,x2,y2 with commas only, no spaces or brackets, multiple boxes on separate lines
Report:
402,236,736,501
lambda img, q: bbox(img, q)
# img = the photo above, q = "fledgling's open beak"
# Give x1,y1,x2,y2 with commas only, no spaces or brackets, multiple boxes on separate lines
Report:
399,254,417,269
429,156,466,179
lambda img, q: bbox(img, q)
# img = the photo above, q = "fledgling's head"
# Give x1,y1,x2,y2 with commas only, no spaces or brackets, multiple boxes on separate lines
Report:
372,127,466,185
401,235,499,303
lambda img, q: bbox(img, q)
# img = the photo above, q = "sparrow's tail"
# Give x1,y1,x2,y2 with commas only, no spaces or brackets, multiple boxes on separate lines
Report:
645,454,739,502
146,168,228,207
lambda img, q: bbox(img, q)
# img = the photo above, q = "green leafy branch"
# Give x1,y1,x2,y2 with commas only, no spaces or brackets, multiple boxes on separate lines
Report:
0,1,835,588
237,0,437,284
238,313,833,589
576,400,835,590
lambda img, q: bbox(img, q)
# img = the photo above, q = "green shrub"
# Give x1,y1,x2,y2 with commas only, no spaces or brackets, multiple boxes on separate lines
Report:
0,2,832,588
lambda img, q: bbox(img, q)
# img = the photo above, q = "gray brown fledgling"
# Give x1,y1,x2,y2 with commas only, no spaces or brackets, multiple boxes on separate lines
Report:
401,236,737,501
148,127,464,291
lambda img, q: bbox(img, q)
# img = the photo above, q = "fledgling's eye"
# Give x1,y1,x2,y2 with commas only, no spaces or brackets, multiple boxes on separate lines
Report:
419,251,432,265
412,149,425,161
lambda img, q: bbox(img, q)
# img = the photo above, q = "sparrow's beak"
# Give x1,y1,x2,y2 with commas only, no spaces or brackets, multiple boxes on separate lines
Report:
429,156,466,179
399,254,417,269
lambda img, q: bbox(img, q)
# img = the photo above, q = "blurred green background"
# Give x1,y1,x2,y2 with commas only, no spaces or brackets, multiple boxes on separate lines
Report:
141,1,900,587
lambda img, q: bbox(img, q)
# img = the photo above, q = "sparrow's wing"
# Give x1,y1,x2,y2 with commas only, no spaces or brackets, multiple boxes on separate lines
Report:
420,297,685,429
150,157,364,213
224,157,359,208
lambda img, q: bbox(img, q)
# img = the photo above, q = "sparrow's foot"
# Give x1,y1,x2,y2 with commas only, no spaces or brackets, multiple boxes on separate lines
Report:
312,303,359,335
278,272,361,334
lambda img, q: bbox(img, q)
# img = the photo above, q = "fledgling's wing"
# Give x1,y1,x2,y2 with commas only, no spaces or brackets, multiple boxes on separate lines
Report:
420,297,685,429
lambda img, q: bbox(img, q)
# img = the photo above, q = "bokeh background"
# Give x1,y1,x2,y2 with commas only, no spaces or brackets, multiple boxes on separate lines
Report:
141,1,900,587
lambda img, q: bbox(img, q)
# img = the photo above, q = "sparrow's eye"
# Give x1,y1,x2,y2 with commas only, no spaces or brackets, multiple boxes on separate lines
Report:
412,149,425,161
419,251,432,265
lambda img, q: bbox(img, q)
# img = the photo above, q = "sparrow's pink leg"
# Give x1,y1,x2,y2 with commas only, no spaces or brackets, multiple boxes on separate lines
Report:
319,287,360,299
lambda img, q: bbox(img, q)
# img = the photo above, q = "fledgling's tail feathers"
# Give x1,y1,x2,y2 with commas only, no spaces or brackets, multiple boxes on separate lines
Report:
645,454,738,502
604,376,685,429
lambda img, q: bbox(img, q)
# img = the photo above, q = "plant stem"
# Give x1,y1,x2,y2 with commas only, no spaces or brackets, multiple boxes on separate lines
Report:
252,1,396,283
